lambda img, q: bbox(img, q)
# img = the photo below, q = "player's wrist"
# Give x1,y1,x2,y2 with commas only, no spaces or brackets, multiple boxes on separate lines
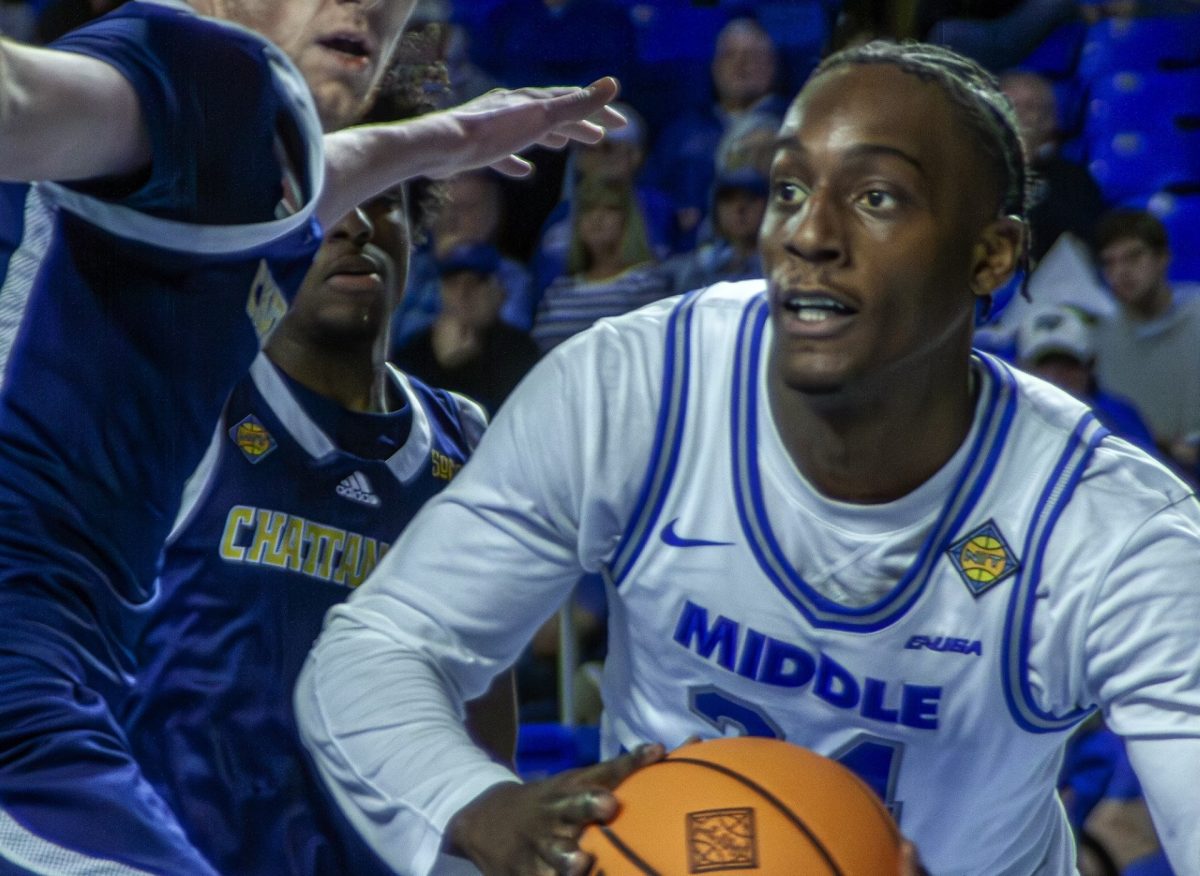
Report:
442,779,523,862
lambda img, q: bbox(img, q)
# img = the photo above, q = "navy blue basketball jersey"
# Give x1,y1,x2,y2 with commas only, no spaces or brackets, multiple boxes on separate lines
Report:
0,0,324,676
123,354,485,875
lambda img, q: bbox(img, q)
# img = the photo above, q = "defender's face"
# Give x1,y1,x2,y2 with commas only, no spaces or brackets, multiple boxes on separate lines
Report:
759,64,998,395
224,0,417,131
286,190,410,345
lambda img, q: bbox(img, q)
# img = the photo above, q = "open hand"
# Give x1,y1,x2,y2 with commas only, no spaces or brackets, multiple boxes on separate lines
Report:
430,77,626,179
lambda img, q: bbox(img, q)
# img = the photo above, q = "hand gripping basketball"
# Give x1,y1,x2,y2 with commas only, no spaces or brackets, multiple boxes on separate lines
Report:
444,743,667,875
579,737,915,875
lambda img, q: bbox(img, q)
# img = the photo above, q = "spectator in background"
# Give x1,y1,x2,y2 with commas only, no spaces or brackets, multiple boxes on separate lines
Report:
392,170,536,346
532,102,677,293
648,17,787,244
1016,304,1157,452
1092,209,1200,472
659,167,767,294
532,177,670,353
1000,69,1106,263
475,0,636,90
393,243,540,416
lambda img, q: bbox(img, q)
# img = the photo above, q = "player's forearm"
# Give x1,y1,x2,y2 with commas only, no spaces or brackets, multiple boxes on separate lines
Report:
317,115,456,228
295,621,518,876
0,39,149,182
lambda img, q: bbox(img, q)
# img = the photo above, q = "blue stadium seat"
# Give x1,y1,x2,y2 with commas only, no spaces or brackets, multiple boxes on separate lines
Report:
1088,127,1200,202
1019,21,1087,79
1086,69,1200,139
516,722,602,779
1077,14,1200,80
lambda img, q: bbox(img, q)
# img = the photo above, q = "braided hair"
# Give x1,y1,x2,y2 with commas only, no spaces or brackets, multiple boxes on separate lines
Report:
810,42,1031,318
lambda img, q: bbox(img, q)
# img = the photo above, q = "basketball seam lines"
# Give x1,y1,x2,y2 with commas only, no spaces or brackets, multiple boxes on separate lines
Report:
664,756,847,876
598,824,661,875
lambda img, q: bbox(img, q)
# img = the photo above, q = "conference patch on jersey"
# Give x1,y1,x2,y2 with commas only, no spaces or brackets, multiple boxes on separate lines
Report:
229,415,277,464
246,259,287,342
947,520,1019,597
687,808,758,872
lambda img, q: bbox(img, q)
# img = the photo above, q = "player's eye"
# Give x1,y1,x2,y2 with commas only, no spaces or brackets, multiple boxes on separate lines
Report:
857,189,898,210
773,181,807,205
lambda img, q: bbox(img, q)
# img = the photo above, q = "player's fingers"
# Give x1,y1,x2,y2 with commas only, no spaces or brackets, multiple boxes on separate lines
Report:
582,742,666,790
546,788,618,825
548,120,606,146
488,154,534,178
537,131,572,150
537,837,591,876
542,77,623,128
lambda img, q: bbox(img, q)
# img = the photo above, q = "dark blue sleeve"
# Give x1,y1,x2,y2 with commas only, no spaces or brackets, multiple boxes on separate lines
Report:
51,5,292,225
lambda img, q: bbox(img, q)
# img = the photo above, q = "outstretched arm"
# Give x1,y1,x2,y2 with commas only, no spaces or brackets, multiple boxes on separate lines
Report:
0,37,149,182
317,77,624,228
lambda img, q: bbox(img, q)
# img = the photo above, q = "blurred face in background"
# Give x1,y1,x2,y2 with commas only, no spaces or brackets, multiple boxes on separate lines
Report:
1000,72,1057,159
715,186,767,249
439,270,504,332
712,20,777,111
434,172,503,254
577,204,626,257
1100,236,1170,314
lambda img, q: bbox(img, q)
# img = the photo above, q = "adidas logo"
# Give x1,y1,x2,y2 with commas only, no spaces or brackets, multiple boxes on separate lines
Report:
336,471,381,507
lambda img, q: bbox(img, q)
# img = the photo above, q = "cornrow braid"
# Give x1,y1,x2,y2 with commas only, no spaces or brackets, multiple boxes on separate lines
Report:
811,40,1032,318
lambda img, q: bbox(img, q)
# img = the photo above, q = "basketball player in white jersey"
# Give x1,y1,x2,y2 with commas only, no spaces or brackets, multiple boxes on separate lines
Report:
297,42,1200,876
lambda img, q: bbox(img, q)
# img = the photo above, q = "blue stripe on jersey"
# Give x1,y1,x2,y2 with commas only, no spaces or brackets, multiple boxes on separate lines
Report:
609,290,701,585
1003,412,1109,733
731,300,1019,632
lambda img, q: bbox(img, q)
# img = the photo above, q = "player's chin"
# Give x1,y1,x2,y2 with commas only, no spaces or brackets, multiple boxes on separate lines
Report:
309,82,373,131
770,348,855,397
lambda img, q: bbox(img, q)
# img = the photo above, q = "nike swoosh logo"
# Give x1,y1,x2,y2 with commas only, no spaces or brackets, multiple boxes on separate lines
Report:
660,518,734,548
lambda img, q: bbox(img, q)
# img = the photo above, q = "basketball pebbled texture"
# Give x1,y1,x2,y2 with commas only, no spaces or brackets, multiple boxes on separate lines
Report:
580,737,902,875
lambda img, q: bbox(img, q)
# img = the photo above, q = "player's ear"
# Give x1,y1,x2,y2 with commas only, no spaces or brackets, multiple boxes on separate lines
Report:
970,216,1025,301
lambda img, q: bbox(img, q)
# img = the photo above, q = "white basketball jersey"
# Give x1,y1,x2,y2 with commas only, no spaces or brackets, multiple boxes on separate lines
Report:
598,288,1107,875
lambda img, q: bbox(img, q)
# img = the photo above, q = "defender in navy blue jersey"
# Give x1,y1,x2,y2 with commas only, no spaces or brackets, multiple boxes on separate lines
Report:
0,0,624,870
123,190,511,875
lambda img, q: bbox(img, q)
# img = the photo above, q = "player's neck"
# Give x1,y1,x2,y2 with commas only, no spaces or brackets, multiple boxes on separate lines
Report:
266,339,391,414
767,354,976,505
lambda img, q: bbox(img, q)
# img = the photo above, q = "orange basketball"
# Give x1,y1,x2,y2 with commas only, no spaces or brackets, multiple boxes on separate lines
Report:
580,737,901,875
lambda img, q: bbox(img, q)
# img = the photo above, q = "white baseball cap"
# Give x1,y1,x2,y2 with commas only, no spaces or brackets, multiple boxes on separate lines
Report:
1018,305,1094,364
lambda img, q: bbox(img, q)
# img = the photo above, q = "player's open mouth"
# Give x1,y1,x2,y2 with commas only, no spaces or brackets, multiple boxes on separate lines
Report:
317,33,373,69
783,294,857,322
